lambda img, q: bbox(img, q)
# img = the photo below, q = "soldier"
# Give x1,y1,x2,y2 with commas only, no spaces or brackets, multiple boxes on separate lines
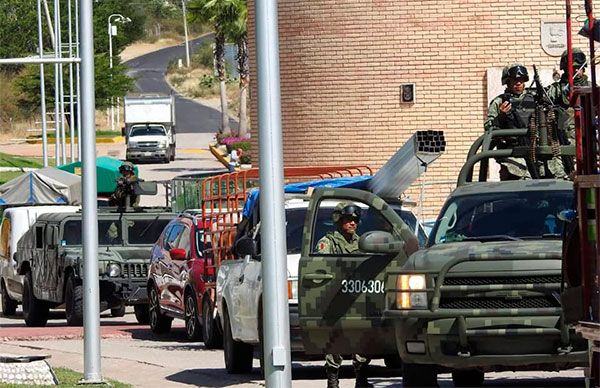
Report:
109,161,140,207
316,202,372,388
484,63,536,180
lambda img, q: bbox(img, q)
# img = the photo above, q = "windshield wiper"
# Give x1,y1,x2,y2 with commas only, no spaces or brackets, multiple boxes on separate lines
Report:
462,235,523,242
140,215,160,238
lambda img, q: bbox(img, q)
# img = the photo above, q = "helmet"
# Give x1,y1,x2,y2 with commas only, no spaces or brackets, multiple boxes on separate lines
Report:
332,202,362,223
501,63,529,85
560,48,587,71
119,161,135,174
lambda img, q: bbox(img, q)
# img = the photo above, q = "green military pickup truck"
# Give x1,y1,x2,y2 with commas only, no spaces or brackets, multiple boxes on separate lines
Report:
16,208,174,327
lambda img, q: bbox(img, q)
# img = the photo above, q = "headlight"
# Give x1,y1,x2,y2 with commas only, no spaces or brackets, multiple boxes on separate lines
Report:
128,140,138,147
159,140,168,148
107,263,121,277
288,278,298,300
396,274,428,309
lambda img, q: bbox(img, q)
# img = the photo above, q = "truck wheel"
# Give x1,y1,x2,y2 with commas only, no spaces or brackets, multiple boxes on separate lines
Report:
402,363,437,387
383,355,403,369
223,308,254,374
170,147,175,161
184,292,202,341
65,275,83,326
134,304,149,324
202,296,222,349
111,304,126,318
1,279,17,316
451,369,484,387
149,286,172,334
22,272,49,327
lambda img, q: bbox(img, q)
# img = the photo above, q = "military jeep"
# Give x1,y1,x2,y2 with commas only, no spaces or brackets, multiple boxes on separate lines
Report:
16,208,175,327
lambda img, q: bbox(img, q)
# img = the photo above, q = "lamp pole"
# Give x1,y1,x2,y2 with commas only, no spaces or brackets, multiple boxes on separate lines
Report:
107,14,130,131
182,0,190,67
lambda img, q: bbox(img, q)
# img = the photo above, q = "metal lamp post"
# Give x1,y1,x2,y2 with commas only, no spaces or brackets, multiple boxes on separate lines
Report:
181,0,190,67
107,13,131,131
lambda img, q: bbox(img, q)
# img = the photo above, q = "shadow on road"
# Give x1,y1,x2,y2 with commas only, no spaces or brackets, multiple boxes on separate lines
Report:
166,368,259,387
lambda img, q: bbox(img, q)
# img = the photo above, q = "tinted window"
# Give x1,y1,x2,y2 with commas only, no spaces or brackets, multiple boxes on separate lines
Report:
62,220,123,245
128,218,172,245
430,189,573,245
35,226,44,249
164,224,185,250
177,227,191,256
130,125,166,137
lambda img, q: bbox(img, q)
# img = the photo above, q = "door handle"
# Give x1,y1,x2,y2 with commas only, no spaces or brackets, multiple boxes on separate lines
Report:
304,273,334,281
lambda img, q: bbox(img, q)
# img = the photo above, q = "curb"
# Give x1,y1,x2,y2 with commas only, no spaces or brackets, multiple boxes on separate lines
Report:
25,137,125,145
0,167,37,172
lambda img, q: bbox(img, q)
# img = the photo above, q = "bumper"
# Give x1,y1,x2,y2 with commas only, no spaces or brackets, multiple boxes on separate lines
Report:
126,147,168,161
99,277,148,305
391,315,589,371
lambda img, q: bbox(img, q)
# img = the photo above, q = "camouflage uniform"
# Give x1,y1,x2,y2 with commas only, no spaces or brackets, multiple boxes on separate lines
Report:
484,64,536,179
317,211,372,388
109,162,140,207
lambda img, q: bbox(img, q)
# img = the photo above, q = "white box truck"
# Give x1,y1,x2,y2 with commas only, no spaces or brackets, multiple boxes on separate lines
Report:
123,95,176,164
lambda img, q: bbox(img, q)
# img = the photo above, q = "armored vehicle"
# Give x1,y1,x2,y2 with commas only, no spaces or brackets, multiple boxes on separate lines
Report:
16,208,175,327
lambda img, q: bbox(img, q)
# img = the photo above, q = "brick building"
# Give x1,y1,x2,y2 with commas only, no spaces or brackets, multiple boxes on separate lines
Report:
247,1,587,218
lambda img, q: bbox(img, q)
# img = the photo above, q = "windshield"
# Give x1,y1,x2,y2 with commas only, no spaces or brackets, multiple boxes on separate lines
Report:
430,189,573,245
130,125,166,137
63,220,123,245
128,218,171,245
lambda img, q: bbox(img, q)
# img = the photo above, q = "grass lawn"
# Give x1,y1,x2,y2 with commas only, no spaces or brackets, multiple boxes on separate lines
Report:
0,367,131,387
0,152,44,169
0,171,26,185
31,130,121,140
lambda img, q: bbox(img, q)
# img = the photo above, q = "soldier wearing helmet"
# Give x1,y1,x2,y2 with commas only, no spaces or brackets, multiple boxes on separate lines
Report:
109,161,140,207
316,202,373,388
485,63,536,180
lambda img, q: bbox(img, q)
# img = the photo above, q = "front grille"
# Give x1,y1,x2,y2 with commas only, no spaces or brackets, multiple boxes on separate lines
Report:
439,275,561,286
138,141,159,148
123,263,148,278
439,296,559,309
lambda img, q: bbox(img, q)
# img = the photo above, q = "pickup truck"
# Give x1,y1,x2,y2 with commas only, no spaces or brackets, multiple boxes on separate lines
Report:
123,95,176,164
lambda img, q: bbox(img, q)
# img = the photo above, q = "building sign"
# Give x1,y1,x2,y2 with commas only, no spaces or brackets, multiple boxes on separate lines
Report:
541,20,567,56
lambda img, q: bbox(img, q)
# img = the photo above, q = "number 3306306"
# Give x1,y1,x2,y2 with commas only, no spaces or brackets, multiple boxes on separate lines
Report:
340,279,384,294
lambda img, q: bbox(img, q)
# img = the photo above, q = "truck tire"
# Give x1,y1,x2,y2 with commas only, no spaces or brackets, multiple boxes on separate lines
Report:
149,286,172,334
223,307,254,374
22,272,49,327
184,292,202,341
65,275,83,326
202,296,222,349
170,146,175,161
451,369,484,387
402,363,437,387
383,354,403,369
134,304,149,324
111,304,126,318
1,279,17,316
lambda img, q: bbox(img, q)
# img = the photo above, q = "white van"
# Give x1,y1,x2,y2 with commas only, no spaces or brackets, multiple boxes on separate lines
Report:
0,205,80,315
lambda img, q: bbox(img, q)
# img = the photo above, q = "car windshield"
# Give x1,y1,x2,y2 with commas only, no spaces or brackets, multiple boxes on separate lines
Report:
130,125,166,137
430,189,573,245
128,218,171,245
63,220,123,245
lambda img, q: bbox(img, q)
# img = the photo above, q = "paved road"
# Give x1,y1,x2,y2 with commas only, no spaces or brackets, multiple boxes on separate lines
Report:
125,35,238,134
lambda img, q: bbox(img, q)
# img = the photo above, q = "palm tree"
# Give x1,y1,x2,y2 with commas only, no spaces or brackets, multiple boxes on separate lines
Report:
226,0,249,138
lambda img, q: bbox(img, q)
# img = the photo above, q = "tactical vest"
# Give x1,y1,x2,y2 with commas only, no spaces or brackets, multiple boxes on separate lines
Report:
508,93,536,129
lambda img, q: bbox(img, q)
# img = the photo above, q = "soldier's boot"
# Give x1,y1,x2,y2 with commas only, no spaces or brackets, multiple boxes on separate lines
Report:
326,366,340,388
353,361,374,388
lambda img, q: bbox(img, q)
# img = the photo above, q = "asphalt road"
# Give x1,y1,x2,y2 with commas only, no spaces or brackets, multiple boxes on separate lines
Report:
125,35,239,135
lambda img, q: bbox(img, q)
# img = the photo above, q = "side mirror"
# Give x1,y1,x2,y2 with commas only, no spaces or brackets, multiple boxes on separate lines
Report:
170,248,187,260
359,231,404,254
234,236,258,259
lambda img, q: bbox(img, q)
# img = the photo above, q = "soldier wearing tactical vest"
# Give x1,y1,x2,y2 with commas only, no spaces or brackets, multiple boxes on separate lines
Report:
109,161,140,207
316,202,373,388
485,63,536,180
545,48,589,178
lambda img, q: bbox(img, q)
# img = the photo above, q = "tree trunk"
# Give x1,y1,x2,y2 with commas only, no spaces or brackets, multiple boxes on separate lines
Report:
237,34,249,137
214,30,231,135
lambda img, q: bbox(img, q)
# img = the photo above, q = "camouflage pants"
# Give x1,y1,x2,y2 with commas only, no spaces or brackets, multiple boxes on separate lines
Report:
325,353,370,369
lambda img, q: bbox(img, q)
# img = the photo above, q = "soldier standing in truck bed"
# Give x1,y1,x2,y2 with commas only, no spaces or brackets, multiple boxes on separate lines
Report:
109,161,140,207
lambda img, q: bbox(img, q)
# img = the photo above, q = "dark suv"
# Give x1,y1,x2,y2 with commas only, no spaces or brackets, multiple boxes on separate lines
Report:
147,211,222,346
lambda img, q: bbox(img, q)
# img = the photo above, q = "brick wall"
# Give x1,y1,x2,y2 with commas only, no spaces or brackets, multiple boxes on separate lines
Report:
247,0,586,218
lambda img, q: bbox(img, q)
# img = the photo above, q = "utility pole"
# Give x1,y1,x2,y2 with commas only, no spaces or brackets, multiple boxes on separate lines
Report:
37,0,48,167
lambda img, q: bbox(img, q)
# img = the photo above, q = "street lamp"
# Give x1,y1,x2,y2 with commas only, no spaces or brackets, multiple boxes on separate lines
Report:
107,13,131,131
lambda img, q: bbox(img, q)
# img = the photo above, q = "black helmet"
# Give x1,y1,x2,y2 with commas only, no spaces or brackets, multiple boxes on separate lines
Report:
332,202,362,223
501,64,529,85
119,161,135,174
560,48,587,71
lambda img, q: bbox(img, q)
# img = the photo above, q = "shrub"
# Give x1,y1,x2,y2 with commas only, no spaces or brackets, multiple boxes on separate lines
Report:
240,154,252,165
231,141,251,152
192,41,214,69
221,136,250,146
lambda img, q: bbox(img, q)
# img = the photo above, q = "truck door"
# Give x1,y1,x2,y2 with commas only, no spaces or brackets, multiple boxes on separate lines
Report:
298,187,417,356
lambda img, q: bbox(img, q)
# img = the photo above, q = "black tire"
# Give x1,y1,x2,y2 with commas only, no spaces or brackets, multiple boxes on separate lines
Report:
170,147,175,161
65,275,83,326
134,304,149,324
402,363,438,387
202,296,222,349
22,272,49,327
111,304,126,317
384,354,403,369
184,292,202,341
149,286,172,334
223,308,254,374
451,369,484,387
1,280,18,316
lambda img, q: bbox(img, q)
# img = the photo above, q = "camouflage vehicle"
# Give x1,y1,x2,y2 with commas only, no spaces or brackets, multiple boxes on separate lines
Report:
16,207,174,327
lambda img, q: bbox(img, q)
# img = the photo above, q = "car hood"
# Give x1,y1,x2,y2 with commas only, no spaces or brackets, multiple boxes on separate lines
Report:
404,240,562,273
96,247,152,263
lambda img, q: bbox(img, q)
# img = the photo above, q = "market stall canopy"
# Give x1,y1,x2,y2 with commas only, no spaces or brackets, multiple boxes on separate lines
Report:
0,167,81,205
57,156,139,194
